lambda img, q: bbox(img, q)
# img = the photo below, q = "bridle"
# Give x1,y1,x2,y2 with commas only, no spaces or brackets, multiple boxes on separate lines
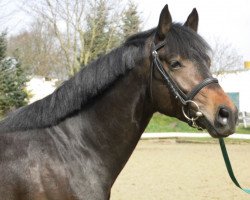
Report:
151,39,219,129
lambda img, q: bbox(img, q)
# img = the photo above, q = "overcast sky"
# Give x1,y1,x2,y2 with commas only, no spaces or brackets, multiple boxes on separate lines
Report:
135,0,250,61
1,0,250,61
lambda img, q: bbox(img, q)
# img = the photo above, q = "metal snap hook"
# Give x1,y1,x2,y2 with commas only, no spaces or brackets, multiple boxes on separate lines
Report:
152,50,158,57
182,100,203,121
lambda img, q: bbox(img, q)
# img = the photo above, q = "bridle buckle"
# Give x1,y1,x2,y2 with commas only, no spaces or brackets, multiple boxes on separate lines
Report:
182,100,203,130
152,50,158,57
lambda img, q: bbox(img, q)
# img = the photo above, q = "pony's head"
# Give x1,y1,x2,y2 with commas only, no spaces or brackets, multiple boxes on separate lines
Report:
150,5,238,137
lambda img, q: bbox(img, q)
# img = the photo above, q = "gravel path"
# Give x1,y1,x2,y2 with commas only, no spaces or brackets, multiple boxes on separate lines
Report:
111,139,250,200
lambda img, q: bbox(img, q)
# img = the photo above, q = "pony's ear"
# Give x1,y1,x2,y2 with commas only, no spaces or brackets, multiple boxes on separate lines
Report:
184,8,199,32
157,4,172,40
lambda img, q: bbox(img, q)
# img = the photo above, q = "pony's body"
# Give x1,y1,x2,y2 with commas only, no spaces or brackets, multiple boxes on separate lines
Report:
0,5,238,200
0,37,153,199
0,71,150,200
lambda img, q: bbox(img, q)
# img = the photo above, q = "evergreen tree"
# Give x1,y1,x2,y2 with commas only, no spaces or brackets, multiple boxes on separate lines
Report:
122,1,141,40
0,32,7,61
83,0,109,64
0,33,28,116
81,0,141,66
82,0,120,65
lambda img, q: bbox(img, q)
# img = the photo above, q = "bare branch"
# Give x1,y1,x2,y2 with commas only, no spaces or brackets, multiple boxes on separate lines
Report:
210,37,243,75
17,0,140,77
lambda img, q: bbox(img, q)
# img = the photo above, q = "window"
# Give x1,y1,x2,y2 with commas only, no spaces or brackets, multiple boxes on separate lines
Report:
227,92,239,110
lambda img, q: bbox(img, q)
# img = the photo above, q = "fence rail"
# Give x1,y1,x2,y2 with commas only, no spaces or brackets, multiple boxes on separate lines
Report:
239,111,250,128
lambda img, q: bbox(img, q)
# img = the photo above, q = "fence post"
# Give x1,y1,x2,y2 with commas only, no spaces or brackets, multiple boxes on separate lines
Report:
242,111,247,128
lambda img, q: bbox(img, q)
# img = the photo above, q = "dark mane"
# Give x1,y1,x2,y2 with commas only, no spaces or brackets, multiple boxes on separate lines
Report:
0,36,148,132
125,28,155,46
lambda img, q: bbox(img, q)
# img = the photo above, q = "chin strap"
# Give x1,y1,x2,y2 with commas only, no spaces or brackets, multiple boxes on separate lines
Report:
219,138,250,194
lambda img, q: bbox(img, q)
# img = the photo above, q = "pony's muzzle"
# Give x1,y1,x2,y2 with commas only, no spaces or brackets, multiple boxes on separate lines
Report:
214,105,238,136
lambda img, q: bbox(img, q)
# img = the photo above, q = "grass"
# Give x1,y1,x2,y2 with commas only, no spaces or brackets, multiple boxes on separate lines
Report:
236,126,250,134
145,112,250,134
145,113,200,133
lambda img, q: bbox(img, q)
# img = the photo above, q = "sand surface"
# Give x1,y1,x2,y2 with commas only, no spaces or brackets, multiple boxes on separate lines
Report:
111,139,250,200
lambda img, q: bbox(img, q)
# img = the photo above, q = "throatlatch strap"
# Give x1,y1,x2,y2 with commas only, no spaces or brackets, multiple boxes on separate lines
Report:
219,138,250,194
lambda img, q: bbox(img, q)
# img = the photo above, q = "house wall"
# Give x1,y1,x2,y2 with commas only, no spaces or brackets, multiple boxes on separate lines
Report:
26,76,57,104
217,70,250,112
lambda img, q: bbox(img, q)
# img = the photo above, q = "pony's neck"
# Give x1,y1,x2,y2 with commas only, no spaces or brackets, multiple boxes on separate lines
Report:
63,64,153,188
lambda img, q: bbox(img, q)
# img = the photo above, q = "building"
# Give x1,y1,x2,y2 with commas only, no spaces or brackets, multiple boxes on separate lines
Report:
216,69,250,112
26,76,57,104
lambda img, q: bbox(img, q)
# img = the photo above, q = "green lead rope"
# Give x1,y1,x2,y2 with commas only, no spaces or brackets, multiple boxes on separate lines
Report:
219,138,250,194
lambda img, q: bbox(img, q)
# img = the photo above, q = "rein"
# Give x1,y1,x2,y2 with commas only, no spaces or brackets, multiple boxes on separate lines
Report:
219,138,250,194
151,39,250,194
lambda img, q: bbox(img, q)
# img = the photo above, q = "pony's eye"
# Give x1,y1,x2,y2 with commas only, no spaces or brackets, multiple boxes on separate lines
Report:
170,60,182,69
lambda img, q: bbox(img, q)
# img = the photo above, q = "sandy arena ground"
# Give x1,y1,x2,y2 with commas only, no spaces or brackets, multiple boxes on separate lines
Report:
111,139,250,200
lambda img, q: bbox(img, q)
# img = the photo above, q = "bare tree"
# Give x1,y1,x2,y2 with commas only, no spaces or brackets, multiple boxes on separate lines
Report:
0,0,29,34
0,0,12,23
8,19,65,78
22,0,87,76
210,37,243,75
21,0,127,77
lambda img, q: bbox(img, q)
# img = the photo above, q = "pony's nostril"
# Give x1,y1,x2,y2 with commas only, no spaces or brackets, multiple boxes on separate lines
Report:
218,107,230,126
219,108,230,118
